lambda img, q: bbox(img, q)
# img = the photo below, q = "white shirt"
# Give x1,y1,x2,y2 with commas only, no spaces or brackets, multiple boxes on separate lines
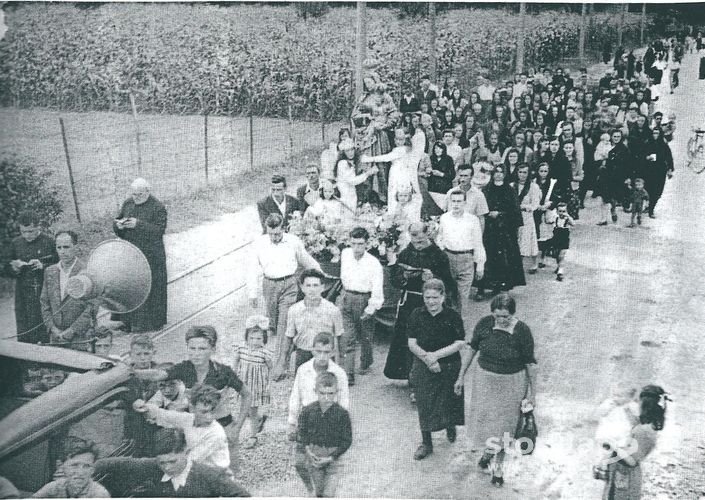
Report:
288,359,349,426
513,82,528,98
444,185,489,218
58,258,77,300
150,406,230,469
248,233,322,299
446,143,463,167
339,248,384,315
477,83,496,102
336,159,368,212
273,196,287,217
435,211,487,271
161,458,193,492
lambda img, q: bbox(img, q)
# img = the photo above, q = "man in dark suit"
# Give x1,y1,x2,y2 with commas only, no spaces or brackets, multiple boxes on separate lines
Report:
416,75,437,107
399,87,421,114
40,230,97,351
94,428,250,497
296,164,322,213
257,174,302,232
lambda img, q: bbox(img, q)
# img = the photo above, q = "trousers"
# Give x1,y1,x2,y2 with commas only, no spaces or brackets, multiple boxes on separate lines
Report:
295,446,342,497
262,275,299,357
339,290,374,377
445,251,475,319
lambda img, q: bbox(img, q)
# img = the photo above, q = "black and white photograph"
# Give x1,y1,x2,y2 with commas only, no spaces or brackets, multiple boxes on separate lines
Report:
1,1,704,498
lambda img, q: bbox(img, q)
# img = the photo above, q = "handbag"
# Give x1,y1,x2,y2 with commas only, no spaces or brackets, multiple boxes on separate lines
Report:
515,403,538,455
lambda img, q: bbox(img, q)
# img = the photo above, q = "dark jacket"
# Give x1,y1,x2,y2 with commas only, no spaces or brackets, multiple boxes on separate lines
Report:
94,457,250,497
256,194,302,232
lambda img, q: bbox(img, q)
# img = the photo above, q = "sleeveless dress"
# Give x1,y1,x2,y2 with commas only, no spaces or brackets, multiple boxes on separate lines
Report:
235,345,273,407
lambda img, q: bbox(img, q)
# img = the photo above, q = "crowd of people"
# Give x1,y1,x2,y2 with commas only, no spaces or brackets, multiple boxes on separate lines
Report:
2,34,692,499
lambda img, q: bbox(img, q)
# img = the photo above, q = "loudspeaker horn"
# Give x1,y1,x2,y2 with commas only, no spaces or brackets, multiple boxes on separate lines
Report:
67,239,152,313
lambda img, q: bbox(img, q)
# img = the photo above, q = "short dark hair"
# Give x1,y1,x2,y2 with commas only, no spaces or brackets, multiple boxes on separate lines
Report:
639,385,667,430
300,268,325,284
271,174,287,186
245,325,268,344
490,293,516,314
185,325,218,347
55,230,78,245
442,129,454,137
153,428,187,456
17,210,39,227
556,201,568,209
457,164,474,175
94,326,113,342
130,334,154,351
316,371,338,390
265,213,284,229
190,384,221,410
62,437,98,462
312,332,334,348
305,163,321,173
350,227,370,241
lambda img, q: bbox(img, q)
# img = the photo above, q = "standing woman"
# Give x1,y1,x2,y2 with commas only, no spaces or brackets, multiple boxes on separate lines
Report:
408,279,465,460
428,141,456,210
455,293,537,488
601,385,668,500
474,166,526,299
595,129,632,225
335,139,379,212
640,127,674,218
514,165,541,273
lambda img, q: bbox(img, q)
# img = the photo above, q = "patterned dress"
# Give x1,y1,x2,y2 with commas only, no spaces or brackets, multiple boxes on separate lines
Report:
236,345,273,407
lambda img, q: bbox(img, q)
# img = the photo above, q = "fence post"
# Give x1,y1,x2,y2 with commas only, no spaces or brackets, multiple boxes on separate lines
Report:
288,103,294,165
203,113,209,184
59,117,81,223
321,116,325,144
129,92,142,175
249,112,254,171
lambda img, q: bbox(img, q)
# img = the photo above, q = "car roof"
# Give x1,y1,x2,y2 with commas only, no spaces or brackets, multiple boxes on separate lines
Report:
0,340,117,371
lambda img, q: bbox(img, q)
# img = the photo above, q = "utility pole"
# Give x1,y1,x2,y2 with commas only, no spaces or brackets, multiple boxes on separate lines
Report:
355,1,367,101
516,2,526,74
429,2,437,82
617,3,627,47
640,3,646,46
578,3,587,62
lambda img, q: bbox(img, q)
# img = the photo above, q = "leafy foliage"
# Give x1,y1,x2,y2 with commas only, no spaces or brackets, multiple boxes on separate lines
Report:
0,155,63,241
0,4,655,121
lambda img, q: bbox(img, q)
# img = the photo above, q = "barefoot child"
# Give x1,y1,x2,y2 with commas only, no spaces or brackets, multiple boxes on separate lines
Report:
233,315,273,449
550,202,574,281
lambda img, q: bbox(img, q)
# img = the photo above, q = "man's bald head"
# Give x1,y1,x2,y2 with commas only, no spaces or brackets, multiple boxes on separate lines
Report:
131,178,151,205
408,222,431,249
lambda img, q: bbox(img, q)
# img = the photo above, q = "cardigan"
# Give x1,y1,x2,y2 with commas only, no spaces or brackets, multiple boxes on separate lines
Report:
469,315,537,374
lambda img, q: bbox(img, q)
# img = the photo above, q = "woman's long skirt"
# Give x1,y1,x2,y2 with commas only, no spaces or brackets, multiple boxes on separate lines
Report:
464,362,528,452
383,294,423,380
410,357,464,432
475,223,526,290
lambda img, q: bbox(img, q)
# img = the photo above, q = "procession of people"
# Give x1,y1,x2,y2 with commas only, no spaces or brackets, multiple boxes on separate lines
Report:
2,34,692,499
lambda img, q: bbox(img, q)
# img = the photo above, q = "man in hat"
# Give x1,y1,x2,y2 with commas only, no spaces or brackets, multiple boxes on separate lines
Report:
113,178,168,333
257,174,302,233
2,210,58,343
40,230,97,351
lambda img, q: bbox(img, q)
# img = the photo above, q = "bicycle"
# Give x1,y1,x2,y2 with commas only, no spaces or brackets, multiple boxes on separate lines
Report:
686,128,705,174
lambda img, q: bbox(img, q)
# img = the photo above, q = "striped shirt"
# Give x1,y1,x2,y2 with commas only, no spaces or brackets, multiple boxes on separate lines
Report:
285,299,344,351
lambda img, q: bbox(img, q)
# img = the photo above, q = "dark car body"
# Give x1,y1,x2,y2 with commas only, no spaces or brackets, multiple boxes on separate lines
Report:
0,341,133,493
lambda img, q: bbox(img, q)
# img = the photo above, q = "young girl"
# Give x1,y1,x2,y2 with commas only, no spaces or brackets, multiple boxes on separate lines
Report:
514,164,541,273
304,179,351,226
233,315,274,449
534,163,558,271
562,142,584,220
550,202,574,281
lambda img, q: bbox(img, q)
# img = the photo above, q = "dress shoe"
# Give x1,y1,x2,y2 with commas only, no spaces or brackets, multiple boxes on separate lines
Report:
414,444,433,460
446,427,457,443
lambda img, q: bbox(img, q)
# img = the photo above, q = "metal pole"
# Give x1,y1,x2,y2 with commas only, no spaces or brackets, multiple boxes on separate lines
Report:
249,112,254,171
355,1,367,100
204,113,209,184
578,3,587,62
59,118,81,223
129,92,142,175
516,2,526,74
640,3,646,46
429,2,437,83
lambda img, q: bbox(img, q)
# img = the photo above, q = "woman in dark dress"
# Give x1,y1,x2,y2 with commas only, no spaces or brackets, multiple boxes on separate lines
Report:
475,166,526,299
640,127,674,218
595,129,633,225
408,279,465,460
427,141,455,210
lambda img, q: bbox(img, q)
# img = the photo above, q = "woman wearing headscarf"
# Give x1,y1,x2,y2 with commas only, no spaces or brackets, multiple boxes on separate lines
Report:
351,59,399,203
426,140,456,210
474,166,526,299
639,127,674,218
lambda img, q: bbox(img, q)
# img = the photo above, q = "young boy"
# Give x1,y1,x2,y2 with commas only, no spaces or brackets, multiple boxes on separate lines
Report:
550,202,574,281
125,334,160,457
627,178,650,228
134,384,230,471
146,362,189,412
34,438,109,498
296,372,352,498
92,326,122,362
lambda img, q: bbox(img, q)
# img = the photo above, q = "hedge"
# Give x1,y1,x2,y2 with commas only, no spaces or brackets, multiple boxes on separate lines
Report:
0,4,655,121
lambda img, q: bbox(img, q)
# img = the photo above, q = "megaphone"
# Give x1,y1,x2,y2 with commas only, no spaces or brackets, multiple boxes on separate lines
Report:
67,239,152,313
